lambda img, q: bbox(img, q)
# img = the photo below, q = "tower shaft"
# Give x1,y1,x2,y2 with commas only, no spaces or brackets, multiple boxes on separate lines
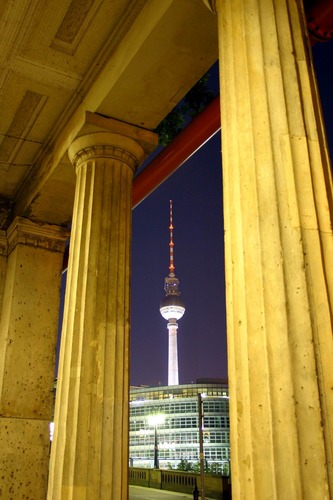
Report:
168,321,179,386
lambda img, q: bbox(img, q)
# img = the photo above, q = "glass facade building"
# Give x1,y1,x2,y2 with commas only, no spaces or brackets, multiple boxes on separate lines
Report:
129,381,230,471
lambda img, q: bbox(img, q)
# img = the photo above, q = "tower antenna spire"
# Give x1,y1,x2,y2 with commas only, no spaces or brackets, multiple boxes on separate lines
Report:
169,200,175,276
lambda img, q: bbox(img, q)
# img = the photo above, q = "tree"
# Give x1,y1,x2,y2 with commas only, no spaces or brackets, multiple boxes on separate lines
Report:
177,459,194,472
155,73,215,146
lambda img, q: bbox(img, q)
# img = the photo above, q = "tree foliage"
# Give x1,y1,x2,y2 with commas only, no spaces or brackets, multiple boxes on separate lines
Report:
172,459,229,476
176,459,194,472
155,73,215,146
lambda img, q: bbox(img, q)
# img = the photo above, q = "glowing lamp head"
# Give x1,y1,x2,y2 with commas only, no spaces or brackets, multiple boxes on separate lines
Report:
148,413,165,427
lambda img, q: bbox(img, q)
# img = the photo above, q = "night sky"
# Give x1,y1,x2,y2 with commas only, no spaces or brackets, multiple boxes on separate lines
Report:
131,130,225,387
129,39,333,387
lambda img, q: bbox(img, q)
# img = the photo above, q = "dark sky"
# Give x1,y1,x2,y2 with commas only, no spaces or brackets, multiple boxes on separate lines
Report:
131,130,225,387
129,39,333,387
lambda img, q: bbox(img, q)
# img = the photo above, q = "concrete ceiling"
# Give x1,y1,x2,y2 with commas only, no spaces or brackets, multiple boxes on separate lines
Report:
0,0,218,229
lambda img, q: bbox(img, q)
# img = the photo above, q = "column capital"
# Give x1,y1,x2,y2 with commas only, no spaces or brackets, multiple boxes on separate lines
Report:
6,217,69,256
68,116,158,174
202,0,217,14
69,133,144,174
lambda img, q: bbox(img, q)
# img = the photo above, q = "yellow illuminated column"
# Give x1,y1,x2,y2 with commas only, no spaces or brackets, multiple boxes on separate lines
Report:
0,218,68,499
48,128,156,499
203,0,333,498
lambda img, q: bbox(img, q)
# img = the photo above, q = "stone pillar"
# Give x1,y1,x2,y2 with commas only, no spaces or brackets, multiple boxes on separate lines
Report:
48,127,156,499
203,1,333,498
0,218,69,499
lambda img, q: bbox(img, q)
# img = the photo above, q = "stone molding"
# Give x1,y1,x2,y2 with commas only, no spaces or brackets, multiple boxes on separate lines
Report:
70,144,138,173
5,217,69,256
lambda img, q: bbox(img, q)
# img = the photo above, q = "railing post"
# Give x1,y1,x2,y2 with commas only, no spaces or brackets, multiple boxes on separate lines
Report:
192,478,199,500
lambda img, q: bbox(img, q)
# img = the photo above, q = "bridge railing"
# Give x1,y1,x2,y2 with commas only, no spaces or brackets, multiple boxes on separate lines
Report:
129,467,231,499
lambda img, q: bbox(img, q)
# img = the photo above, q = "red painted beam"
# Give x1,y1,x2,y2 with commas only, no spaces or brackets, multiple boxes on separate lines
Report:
305,0,333,43
132,96,221,208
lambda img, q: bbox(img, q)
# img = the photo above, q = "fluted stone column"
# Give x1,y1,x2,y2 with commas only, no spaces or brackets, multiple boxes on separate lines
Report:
48,127,156,499
203,1,333,498
0,218,69,499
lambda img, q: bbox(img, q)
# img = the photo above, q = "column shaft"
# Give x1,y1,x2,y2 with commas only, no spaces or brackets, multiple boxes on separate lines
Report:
0,218,68,499
48,130,155,499
206,0,333,498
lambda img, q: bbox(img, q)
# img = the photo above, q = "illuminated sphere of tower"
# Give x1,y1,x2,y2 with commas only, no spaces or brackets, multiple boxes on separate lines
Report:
160,294,185,321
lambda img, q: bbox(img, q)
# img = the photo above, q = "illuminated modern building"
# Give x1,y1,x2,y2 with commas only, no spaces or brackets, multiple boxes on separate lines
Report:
129,381,230,472
160,201,185,386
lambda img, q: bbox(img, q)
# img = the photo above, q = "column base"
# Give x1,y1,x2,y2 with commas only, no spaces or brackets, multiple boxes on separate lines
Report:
0,417,50,498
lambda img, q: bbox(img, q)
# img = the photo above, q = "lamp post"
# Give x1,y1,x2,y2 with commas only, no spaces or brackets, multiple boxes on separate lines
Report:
198,393,206,500
148,413,165,469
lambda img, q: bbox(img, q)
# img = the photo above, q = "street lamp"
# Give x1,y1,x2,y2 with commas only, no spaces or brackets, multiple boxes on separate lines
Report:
148,413,165,469
198,393,206,500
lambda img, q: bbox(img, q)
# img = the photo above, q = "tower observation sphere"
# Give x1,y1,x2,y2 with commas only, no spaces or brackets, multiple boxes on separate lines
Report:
159,201,185,386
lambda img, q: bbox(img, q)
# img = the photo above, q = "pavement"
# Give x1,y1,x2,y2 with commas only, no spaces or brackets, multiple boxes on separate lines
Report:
129,485,214,499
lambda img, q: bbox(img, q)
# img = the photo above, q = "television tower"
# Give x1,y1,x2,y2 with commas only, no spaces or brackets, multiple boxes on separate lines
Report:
160,200,185,386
